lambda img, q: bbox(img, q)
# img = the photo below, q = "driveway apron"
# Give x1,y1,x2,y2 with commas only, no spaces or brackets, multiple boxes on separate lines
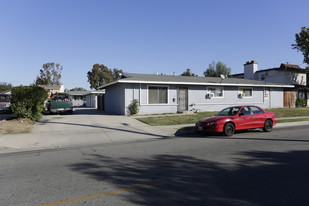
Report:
0,108,173,152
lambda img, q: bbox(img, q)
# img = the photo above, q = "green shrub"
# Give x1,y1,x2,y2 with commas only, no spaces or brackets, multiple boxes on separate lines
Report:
296,98,307,107
127,99,139,115
11,86,48,121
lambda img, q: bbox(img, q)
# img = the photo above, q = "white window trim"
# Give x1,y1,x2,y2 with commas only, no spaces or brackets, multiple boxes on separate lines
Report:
206,86,224,98
147,85,169,105
238,87,253,98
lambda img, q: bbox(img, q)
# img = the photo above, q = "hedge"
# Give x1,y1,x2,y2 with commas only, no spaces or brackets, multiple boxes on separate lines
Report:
11,86,48,121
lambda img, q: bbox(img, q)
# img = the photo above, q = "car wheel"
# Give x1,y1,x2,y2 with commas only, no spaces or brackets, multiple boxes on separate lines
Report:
223,123,235,136
263,119,273,132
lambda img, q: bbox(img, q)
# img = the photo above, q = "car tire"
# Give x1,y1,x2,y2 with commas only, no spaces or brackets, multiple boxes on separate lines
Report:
223,123,235,136
263,119,273,132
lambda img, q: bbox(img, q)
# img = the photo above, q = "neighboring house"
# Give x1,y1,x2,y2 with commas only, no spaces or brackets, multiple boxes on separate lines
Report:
67,90,105,107
85,90,105,109
68,91,89,106
98,73,293,115
38,85,65,98
232,61,309,107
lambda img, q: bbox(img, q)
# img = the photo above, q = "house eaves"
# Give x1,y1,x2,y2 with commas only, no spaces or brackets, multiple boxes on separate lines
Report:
98,77,294,89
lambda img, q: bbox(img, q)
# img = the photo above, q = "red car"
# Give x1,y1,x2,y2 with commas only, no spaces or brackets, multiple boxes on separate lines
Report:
195,105,277,136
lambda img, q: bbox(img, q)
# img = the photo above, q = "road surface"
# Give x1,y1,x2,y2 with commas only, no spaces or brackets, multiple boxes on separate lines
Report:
1,124,309,206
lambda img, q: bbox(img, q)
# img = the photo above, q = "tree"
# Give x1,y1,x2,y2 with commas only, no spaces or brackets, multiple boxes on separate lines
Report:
292,26,309,65
69,87,87,91
35,63,63,85
204,61,231,77
181,68,197,76
112,68,124,79
0,82,12,93
87,64,123,90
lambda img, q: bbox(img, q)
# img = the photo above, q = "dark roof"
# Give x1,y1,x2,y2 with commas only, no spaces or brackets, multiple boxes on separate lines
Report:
98,73,294,89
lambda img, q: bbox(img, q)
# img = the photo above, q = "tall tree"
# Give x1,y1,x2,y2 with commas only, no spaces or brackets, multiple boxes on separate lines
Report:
292,26,309,65
35,63,63,85
87,64,123,90
204,61,231,77
181,68,197,76
0,82,12,93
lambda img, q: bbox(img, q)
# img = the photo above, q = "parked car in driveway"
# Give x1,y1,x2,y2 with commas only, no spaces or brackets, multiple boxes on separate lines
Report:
45,93,73,114
195,105,277,136
0,93,11,113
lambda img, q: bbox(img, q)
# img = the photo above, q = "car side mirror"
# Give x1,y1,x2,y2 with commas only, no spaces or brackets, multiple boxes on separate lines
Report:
239,112,244,117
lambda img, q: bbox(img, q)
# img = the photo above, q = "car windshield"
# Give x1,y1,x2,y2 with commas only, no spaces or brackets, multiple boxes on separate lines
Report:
216,107,240,116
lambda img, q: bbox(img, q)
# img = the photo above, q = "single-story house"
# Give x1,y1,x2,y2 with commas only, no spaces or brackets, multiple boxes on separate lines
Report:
232,61,309,107
67,91,89,106
98,73,294,115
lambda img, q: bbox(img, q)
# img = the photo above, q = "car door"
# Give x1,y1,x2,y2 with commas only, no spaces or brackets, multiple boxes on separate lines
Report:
249,106,265,128
234,106,255,130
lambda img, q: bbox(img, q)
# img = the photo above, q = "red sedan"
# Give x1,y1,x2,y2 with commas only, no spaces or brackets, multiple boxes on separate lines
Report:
195,105,277,136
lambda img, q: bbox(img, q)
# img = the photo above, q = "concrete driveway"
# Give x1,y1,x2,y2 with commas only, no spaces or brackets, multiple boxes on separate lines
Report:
0,108,173,153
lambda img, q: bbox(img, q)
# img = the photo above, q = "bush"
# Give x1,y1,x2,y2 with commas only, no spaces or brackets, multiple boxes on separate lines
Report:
127,99,139,115
11,86,48,121
295,98,307,108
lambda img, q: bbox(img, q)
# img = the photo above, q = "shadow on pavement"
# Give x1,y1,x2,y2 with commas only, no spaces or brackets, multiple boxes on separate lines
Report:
174,125,309,143
68,150,309,205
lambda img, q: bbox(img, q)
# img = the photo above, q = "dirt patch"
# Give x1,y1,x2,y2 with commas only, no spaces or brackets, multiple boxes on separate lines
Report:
0,119,34,135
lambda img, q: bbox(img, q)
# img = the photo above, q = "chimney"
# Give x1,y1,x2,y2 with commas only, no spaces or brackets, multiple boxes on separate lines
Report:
244,60,258,80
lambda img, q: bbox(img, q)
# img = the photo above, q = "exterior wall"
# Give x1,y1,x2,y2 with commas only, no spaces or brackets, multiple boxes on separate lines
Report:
189,86,275,111
124,83,178,115
269,88,284,108
86,94,97,108
105,84,125,114
117,83,285,115
255,70,307,86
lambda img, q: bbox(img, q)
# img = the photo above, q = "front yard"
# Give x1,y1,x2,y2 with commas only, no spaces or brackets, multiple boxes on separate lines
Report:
0,119,34,135
136,107,309,126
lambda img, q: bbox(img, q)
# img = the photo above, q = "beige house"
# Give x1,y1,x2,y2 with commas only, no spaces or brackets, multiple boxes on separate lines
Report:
38,85,64,98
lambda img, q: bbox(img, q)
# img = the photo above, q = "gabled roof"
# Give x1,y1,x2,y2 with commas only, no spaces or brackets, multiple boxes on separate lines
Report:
98,73,294,89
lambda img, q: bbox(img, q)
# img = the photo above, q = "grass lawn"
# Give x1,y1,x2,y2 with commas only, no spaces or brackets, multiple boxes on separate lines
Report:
277,118,309,123
0,119,34,135
266,107,309,118
137,107,309,126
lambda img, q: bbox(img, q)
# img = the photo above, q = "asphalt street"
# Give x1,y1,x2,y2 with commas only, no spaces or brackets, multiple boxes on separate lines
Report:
1,124,309,206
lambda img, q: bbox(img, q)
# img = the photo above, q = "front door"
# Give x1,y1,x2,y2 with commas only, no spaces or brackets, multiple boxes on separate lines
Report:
178,87,188,112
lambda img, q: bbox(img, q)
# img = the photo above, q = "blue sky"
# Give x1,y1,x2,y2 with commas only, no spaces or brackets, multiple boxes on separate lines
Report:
1,0,308,90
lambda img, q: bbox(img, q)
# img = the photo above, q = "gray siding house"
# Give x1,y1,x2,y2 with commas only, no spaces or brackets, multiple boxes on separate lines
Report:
232,61,309,107
99,73,293,115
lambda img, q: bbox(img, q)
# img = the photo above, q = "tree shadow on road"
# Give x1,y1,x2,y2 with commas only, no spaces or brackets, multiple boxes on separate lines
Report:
68,150,309,205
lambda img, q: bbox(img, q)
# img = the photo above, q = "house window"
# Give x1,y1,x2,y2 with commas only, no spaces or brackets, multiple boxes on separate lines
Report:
207,87,223,97
148,86,168,104
239,87,253,98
